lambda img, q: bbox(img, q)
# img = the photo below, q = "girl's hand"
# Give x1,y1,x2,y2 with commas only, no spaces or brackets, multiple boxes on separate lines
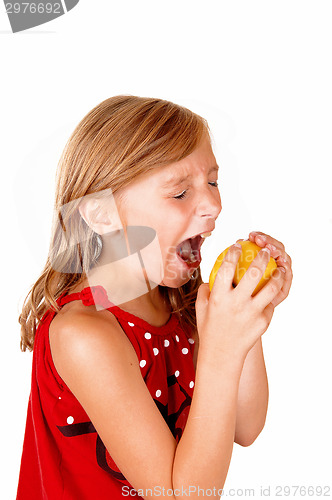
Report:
243,231,293,308
196,243,286,359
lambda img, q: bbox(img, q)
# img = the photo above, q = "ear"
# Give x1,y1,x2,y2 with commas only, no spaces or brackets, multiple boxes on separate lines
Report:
78,197,122,235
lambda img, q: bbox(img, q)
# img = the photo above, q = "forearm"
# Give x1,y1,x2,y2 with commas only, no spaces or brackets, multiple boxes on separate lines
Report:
172,344,246,497
234,338,269,446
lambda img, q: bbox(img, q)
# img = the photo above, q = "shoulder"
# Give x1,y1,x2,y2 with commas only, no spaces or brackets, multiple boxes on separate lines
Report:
49,301,139,382
50,299,123,341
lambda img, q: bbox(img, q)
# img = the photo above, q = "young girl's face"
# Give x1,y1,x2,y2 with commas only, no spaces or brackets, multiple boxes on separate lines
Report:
118,136,222,288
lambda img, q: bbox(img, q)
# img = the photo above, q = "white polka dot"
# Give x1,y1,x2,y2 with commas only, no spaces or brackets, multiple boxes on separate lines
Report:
67,416,74,425
128,322,135,327
155,390,161,398
153,348,159,356
58,396,61,400
164,339,170,347
182,347,189,355
188,338,195,344
144,332,152,339
139,359,146,368
175,370,180,377
175,335,179,342
189,381,194,388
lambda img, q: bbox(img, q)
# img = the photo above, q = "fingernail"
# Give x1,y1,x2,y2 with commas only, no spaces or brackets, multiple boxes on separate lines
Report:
261,247,270,255
257,235,266,241
267,244,276,251
234,243,242,248
280,267,286,273
279,257,287,263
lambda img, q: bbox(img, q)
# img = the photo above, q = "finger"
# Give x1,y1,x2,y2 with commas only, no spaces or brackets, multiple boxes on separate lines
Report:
264,245,292,267
252,266,286,309
281,264,293,298
249,232,290,265
275,254,291,271
234,247,273,297
248,231,285,251
212,243,243,294
276,252,292,267
270,263,293,307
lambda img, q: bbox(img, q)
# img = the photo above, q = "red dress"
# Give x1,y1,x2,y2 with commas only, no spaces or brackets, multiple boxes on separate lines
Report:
16,286,196,499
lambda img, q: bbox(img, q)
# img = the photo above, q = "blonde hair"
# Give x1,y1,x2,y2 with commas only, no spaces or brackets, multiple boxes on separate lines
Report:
19,95,210,351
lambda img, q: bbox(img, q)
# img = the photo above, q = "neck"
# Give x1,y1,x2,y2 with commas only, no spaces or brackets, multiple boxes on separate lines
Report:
84,259,167,315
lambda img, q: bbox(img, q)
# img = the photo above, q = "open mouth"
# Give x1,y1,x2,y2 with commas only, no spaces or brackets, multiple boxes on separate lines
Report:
176,234,206,268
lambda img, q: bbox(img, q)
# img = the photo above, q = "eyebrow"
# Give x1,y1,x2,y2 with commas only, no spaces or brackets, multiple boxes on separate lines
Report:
162,165,219,188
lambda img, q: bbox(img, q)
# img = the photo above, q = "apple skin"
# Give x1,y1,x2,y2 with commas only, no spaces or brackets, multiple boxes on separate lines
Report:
209,240,278,296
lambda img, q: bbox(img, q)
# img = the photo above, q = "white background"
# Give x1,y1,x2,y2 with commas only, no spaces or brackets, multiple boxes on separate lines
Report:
1,1,331,498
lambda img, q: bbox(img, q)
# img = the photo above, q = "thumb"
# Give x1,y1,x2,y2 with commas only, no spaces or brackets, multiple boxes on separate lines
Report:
196,283,210,304
195,283,210,326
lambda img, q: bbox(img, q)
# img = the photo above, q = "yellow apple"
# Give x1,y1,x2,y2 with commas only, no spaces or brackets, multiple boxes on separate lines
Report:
209,240,277,296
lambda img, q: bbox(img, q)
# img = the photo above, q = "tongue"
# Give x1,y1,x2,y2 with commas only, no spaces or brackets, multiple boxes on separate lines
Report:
179,239,192,261
178,238,201,263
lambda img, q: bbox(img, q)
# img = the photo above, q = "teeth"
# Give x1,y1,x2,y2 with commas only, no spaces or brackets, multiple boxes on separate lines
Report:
189,251,197,262
201,232,212,238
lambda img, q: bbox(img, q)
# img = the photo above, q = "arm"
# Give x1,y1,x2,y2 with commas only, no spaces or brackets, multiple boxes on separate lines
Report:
173,244,285,495
50,310,245,500
172,342,246,495
192,334,268,448
232,230,293,446
234,338,268,447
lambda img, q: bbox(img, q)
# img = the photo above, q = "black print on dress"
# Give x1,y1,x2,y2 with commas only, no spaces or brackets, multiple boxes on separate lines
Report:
56,373,192,481
57,421,127,481
154,373,192,442
56,421,96,437
95,435,127,481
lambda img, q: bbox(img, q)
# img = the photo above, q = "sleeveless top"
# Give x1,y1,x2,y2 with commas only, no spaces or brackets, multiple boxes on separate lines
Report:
16,286,196,499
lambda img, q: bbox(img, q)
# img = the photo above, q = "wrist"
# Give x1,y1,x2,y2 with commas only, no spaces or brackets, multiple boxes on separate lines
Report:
197,340,247,374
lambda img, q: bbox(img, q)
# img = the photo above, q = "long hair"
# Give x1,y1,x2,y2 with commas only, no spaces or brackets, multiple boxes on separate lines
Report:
19,95,210,351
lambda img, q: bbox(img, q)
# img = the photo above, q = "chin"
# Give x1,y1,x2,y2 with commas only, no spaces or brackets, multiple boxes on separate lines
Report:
159,276,191,288
156,252,201,288
160,265,198,288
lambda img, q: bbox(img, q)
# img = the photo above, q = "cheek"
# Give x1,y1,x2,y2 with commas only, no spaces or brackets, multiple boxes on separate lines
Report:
139,232,164,284
165,204,191,229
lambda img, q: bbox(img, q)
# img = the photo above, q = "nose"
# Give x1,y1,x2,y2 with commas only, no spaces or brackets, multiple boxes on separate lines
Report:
195,188,222,220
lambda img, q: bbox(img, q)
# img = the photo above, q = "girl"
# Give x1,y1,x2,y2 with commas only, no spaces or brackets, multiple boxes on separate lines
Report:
17,95,292,499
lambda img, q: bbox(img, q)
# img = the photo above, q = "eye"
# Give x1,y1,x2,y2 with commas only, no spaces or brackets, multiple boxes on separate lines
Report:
173,190,187,200
173,182,218,200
